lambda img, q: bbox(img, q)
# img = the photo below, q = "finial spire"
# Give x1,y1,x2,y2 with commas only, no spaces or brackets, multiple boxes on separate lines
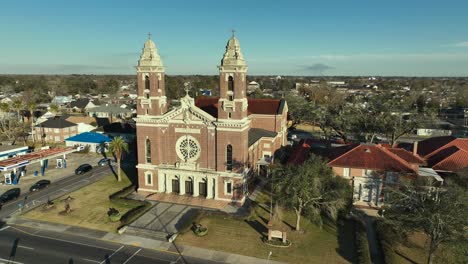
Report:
231,29,236,37
148,32,152,39
184,82,190,96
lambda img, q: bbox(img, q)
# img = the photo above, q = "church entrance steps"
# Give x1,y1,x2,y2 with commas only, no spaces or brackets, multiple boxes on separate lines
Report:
147,192,229,210
124,226,169,241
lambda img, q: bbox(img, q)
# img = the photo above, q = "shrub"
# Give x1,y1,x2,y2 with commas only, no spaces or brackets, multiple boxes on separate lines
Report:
108,207,121,222
192,224,208,237
352,217,372,264
178,210,204,234
375,219,399,264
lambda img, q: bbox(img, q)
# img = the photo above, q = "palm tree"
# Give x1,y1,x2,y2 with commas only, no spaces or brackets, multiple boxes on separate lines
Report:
27,102,36,123
108,136,128,182
12,100,23,122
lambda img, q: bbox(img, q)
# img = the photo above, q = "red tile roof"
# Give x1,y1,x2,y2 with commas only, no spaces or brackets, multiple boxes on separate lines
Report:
415,136,468,172
195,97,284,118
388,148,425,165
327,144,416,173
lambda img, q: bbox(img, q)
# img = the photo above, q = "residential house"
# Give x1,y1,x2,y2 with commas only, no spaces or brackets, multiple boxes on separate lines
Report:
51,96,72,106
64,116,99,134
69,98,98,113
326,144,425,208
86,104,132,121
35,117,78,143
35,111,56,125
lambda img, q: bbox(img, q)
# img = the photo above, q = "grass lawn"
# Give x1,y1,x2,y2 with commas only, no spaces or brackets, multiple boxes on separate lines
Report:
22,173,138,233
386,232,461,264
177,191,355,264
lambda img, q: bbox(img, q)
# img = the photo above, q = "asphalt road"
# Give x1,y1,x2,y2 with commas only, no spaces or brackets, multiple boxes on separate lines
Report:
0,165,113,220
0,225,216,264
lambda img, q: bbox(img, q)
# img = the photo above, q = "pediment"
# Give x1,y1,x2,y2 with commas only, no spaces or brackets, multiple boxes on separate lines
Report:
158,104,216,125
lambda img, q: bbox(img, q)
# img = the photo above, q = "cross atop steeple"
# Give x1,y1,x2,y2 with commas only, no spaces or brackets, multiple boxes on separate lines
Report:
148,32,152,39
231,29,236,37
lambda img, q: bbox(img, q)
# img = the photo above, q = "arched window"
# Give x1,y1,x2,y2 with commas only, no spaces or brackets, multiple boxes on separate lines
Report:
145,75,150,90
226,144,233,171
227,76,234,92
145,138,151,163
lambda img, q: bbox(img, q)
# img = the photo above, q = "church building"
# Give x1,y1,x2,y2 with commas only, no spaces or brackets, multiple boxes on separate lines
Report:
135,33,288,206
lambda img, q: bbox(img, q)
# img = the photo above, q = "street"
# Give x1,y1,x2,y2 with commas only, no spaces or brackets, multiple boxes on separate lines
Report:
0,165,112,220
0,224,216,264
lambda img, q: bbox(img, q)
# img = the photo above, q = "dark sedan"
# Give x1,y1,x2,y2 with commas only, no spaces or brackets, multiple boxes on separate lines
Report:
0,188,21,205
75,164,92,175
29,180,51,192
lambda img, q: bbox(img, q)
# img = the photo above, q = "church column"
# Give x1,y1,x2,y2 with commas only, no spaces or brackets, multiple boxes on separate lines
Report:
179,175,186,195
207,176,213,199
166,174,172,193
214,177,219,199
158,172,165,192
193,176,199,197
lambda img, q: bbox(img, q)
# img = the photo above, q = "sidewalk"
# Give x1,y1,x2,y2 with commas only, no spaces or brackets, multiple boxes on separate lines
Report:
9,217,285,264
0,153,103,195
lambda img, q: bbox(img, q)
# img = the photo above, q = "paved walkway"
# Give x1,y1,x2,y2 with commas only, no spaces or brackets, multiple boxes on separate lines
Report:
8,218,285,264
126,201,203,239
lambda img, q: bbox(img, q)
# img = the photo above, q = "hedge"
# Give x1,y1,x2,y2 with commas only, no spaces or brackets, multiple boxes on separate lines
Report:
352,217,372,264
108,185,154,228
375,219,399,264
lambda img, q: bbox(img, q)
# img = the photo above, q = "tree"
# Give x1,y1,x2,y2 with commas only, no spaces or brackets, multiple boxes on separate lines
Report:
271,156,351,231
49,104,59,114
108,136,129,182
12,100,23,122
384,180,467,264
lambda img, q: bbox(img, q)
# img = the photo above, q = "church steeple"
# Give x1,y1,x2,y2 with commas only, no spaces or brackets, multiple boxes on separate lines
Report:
217,33,248,120
136,33,167,116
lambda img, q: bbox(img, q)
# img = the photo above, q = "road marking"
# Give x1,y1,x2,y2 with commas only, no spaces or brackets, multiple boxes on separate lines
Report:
0,226,10,232
18,245,34,250
99,245,124,264
122,248,141,264
82,258,101,263
0,257,24,264
11,226,116,251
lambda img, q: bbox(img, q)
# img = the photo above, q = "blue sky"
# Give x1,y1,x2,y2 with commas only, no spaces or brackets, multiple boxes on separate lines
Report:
1,0,467,76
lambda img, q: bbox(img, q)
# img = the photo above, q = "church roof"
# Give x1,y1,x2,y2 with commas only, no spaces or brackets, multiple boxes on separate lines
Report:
248,128,277,147
195,97,285,118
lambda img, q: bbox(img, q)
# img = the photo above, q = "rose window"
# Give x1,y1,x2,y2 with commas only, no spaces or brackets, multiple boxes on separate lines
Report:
176,136,200,161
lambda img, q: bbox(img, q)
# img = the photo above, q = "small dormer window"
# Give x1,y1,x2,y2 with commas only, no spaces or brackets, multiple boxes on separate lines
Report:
364,148,371,153
145,93,149,99
228,94,233,101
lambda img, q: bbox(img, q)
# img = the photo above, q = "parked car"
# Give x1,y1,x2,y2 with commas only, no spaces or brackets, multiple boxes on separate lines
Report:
29,180,51,192
75,164,93,175
0,188,21,205
98,158,111,166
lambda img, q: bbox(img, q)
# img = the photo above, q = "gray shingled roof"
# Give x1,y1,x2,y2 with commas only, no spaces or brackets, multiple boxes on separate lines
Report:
39,118,77,128
87,105,131,114
248,128,277,147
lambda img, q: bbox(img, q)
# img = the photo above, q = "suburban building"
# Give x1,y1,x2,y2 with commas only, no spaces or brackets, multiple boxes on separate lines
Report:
35,117,78,143
65,132,111,153
135,33,288,206
86,104,132,121
69,98,98,113
64,116,99,134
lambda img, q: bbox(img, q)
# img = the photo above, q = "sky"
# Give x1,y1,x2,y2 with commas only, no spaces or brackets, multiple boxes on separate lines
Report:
1,0,468,76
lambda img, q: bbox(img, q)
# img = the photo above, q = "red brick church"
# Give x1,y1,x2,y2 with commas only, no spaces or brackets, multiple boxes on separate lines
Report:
135,33,288,206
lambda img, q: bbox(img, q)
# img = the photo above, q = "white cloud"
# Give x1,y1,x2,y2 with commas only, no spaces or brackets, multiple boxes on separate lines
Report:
453,41,468,47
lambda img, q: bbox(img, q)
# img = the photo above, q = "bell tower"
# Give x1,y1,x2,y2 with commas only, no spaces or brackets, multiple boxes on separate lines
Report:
136,33,167,116
217,31,248,120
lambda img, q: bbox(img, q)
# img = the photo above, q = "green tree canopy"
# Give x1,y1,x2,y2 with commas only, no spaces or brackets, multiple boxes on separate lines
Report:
271,156,351,230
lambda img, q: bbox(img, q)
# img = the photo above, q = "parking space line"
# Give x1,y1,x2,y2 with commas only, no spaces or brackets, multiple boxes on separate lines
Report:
0,226,10,232
99,245,124,264
82,258,100,263
122,248,141,264
0,257,23,264
18,245,34,250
